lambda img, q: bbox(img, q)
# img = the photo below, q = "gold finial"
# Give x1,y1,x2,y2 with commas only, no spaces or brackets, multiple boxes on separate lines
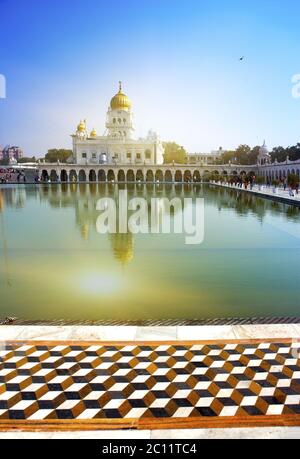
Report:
110,82,131,110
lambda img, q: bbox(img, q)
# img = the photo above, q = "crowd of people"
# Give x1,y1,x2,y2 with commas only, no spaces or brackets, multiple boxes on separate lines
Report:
0,168,20,183
220,174,299,197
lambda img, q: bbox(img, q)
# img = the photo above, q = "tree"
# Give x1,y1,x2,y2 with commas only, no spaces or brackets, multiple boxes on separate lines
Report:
271,144,300,163
45,149,73,163
18,157,36,163
286,143,300,161
271,146,286,163
248,146,260,165
235,144,251,165
163,142,187,164
219,150,235,164
288,174,299,188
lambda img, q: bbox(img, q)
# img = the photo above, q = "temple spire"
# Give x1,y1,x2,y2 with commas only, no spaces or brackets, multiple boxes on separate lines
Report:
119,81,122,92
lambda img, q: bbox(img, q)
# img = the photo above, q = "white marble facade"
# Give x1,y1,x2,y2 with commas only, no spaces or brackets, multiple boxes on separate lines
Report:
72,82,164,166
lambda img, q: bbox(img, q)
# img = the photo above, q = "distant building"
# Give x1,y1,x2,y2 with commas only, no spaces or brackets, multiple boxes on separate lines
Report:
257,141,271,165
187,147,224,165
0,145,23,163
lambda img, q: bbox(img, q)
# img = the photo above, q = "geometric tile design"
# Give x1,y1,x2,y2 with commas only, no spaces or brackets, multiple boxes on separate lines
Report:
0,340,300,430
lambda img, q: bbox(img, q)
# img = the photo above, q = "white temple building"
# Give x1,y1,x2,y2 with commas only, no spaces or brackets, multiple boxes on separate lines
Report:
72,82,164,166
257,141,271,165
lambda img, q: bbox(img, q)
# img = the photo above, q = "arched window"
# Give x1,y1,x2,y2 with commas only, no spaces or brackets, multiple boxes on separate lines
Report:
50,170,58,182
107,170,115,181
69,170,77,182
61,170,68,182
118,170,125,182
165,170,172,182
89,170,96,182
79,170,86,182
146,170,154,182
184,171,192,182
127,170,135,182
136,170,144,181
175,170,183,182
98,170,106,182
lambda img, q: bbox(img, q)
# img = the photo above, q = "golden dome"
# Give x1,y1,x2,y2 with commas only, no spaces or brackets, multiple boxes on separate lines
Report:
110,81,131,111
90,128,97,138
77,120,86,133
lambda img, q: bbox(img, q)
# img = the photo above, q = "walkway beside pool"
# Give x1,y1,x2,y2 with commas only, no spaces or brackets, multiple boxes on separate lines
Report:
0,325,300,437
213,182,300,206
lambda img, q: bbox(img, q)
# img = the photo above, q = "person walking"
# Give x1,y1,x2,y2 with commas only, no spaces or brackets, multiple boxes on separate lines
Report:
283,177,287,191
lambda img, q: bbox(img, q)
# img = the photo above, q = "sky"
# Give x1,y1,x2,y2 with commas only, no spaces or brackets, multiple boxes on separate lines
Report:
1,0,300,156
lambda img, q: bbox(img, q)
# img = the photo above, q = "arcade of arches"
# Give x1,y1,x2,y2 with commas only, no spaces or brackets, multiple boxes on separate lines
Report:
40,166,258,183
39,164,300,183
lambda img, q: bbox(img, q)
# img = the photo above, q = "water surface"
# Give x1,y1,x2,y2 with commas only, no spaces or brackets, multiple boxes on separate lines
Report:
0,184,299,322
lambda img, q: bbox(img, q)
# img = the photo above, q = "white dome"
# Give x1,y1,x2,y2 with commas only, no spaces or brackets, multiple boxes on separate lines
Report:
259,141,269,156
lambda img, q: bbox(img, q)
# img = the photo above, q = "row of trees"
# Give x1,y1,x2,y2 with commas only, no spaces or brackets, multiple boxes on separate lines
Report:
163,142,300,165
219,143,300,165
163,142,187,164
217,145,260,165
44,149,73,163
2,142,300,166
271,143,300,162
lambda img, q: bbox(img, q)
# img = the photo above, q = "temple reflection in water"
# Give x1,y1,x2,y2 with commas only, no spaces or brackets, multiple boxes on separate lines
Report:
1,183,300,323
0,183,299,268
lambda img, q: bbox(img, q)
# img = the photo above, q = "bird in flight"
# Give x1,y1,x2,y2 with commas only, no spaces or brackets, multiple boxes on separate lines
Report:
239,56,244,61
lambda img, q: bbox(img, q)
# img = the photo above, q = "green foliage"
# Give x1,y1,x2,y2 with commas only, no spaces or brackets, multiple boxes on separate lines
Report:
255,176,265,185
45,149,73,163
218,150,235,164
271,144,300,162
18,157,36,163
248,146,260,164
235,144,251,164
219,145,259,165
163,142,187,164
0,159,9,166
288,173,299,187
272,179,280,187
202,171,213,182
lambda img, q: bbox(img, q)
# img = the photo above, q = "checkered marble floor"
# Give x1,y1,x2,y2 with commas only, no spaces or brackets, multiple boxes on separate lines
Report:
0,340,300,430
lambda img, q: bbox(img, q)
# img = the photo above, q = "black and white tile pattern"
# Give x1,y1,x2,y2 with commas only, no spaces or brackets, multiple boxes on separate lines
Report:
0,341,300,422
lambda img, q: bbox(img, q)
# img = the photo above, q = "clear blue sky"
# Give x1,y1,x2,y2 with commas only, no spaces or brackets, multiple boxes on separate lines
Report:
1,0,300,156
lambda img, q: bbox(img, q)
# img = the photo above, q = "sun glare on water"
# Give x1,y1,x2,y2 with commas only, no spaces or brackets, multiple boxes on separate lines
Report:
79,273,124,296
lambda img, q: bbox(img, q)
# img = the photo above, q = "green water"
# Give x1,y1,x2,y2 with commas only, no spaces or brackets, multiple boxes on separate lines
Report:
0,183,299,322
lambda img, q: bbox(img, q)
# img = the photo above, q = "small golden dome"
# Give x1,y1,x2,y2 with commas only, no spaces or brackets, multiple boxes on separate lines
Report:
77,120,86,133
90,128,97,138
110,81,131,111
